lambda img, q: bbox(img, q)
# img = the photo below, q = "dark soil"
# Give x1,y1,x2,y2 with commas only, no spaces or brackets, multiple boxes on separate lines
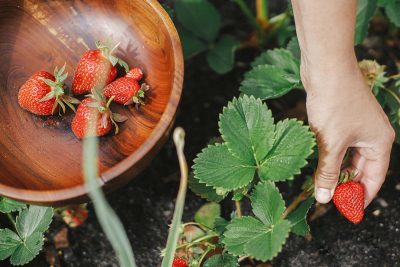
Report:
6,1,400,267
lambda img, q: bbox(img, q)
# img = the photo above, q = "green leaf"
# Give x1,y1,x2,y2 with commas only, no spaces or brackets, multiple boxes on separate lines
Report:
259,119,315,181
195,203,221,228
10,232,43,266
193,143,256,191
355,0,378,45
383,0,400,27
223,217,291,261
251,48,300,77
180,29,208,59
206,34,239,74
203,253,239,267
188,174,226,202
250,182,286,225
0,229,21,260
175,0,220,42
16,206,53,240
240,65,300,100
219,95,275,163
214,217,229,235
287,197,314,236
0,197,26,213
286,36,301,59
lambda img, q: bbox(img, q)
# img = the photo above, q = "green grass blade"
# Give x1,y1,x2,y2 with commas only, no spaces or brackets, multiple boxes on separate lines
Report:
161,128,188,267
83,113,136,267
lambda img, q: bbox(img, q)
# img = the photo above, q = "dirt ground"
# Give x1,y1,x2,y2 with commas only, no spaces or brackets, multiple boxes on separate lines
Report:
6,1,400,266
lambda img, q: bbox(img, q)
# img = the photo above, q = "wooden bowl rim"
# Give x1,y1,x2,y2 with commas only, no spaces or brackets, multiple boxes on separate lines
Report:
0,0,184,205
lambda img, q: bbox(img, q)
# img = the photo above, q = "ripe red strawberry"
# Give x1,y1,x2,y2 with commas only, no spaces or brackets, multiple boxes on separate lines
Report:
72,39,129,95
172,258,188,267
103,72,149,106
333,181,365,224
71,87,127,139
60,204,89,228
18,64,79,115
125,67,144,81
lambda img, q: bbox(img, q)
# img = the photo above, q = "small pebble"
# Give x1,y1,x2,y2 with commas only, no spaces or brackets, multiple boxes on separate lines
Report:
376,198,388,208
372,209,380,216
396,184,400,191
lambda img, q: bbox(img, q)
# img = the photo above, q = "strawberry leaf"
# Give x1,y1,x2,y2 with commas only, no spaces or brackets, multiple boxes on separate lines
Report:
0,197,26,213
355,0,378,45
223,182,291,261
203,253,238,267
251,48,300,77
286,36,300,59
219,95,275,164
258,119,315,181
193,143,256,191
0,229,21,260
10,232,44,266
206,34,239,74
16,206,53,240
180,28,208,59
379,0,400,27
175,0,221,43
188,174,226,202
194,203,220,229
240,65,300,100
287,197,314,236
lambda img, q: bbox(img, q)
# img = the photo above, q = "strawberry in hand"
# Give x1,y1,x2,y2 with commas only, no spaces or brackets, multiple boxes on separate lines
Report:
18,64,79,115
71,87,127,139
72,38,129,95
104,68,149,107
333,173,365,224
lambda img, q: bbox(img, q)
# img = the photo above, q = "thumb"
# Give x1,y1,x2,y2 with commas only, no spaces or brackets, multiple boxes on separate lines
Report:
314,147,346,204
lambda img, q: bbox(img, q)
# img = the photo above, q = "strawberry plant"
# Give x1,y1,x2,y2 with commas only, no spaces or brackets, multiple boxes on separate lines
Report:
0,197,53,266
174,0,295,74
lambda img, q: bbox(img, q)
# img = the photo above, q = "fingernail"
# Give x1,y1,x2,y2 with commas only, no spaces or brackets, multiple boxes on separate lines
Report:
316,188,332,203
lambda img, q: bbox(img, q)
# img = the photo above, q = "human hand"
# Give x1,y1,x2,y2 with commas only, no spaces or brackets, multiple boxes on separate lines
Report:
302,60,395,207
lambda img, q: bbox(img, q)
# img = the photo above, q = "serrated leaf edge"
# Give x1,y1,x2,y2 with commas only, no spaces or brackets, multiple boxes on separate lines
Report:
10,233,44,266
193,143,256,192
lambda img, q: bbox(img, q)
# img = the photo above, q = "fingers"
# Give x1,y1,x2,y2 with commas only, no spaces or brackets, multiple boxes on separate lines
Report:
350,148,392,207
314,145,346,204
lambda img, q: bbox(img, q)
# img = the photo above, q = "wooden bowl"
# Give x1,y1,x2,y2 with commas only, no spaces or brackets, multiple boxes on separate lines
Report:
0,0,183,206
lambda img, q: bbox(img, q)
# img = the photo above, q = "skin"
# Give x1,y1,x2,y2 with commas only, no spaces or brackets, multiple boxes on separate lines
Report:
291,0,395,207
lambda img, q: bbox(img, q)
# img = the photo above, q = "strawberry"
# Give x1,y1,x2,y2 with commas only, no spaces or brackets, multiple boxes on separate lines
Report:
71,87,127,139
125,67,144,81
72,38,129,95
333,180,365,224
60,204,89,228
103,72,149,106
172,258,188,267
18,64,79,115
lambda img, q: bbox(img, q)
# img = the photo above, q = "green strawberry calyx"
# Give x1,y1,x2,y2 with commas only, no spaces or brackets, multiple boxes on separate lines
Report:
39,63,80,114
126,83,151,108
85,86,128,135
96,37,130,73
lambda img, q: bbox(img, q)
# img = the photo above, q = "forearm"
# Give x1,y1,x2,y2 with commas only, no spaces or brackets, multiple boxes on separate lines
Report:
291,0,358,74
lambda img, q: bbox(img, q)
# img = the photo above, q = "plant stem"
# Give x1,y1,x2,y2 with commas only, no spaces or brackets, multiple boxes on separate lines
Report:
388,73,400,80
7,213,16,230
197,248,212,266
282,189,310,219
233,0,264,38
235,201,242,217
383,88,400,105
175,233,218,250
256,0,269,27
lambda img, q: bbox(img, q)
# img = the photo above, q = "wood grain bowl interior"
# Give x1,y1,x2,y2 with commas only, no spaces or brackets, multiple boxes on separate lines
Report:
0,0,183,205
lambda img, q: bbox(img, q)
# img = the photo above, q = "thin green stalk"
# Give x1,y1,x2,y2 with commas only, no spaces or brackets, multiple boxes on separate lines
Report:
235,201,242,217
256,0,269,25
197,247,213,266
7,213,16,230
175,233,218,250
162,128,189,267
383,87,400,105
233,0,263,35
83,111,136,267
